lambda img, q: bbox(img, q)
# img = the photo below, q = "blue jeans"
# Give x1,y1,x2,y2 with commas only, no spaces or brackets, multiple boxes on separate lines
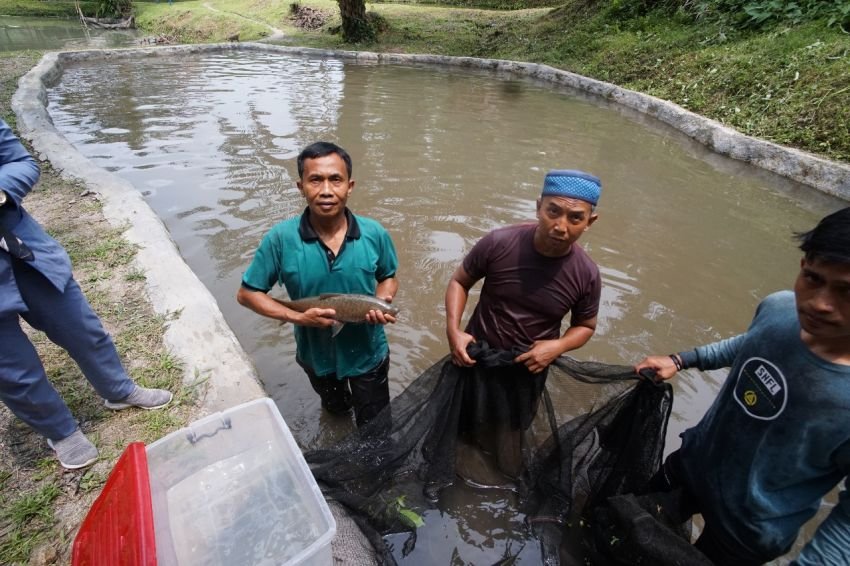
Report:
0,260,134,440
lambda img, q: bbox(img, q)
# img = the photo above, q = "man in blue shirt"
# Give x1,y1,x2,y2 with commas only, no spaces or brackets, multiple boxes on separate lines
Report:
636,207,850,565
237,141,399,428
0,119,172,470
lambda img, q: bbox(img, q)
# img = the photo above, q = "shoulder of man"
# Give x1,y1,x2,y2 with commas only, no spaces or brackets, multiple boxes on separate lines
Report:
567,242,600,271
755,290,795,315
265,216,299,237
351,214,391,235
252,217,301,254
486,223,535,244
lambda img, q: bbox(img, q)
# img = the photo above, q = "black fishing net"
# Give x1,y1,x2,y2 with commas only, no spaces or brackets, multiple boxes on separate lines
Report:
305,342,711,564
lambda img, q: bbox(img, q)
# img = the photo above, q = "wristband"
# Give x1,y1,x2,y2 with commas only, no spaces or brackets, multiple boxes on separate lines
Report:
669,354,683,372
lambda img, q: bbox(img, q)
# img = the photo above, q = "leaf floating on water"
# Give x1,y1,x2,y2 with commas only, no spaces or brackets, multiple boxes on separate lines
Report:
392,495,425,528
398,508,425,528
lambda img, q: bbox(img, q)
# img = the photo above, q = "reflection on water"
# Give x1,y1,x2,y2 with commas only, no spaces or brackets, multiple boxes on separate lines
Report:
46,50,844,563
0,16,139,52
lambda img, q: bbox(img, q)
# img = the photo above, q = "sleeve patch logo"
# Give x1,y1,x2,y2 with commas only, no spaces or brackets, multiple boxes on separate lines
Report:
734,357,787,420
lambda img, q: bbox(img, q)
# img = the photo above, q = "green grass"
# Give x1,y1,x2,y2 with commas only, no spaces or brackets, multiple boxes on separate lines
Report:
0,0,100,17
0,481,60,564
0,51,43,128
135,0,269,42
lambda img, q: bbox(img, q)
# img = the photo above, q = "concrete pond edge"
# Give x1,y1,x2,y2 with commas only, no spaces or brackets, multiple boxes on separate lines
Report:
12,43,850,414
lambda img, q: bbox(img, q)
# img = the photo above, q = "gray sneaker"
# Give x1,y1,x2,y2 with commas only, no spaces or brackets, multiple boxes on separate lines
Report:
104,385,173,411
47,428,99,470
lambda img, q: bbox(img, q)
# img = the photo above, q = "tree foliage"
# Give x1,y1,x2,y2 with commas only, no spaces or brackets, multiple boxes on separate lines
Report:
95,0,132,18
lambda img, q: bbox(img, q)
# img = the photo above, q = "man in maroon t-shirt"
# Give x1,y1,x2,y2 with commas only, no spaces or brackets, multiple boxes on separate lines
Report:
445,169,602,373
444,169,602,478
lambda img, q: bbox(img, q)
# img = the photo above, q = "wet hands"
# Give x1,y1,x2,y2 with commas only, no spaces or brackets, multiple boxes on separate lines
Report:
448,331,476,367
634,355,679,381
297,307,338,328
366,295,396,325
515,340,561,374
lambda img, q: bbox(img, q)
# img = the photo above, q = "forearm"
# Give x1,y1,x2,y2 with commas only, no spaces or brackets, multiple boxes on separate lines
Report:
794,489,850,566
0,125,40,201
445,279,469,338
236,287,300,323
679,333,747,370
376,277,398,302
555,324,595,355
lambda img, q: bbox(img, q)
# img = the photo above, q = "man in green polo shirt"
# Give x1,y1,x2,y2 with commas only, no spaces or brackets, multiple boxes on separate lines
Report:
237,141,399,428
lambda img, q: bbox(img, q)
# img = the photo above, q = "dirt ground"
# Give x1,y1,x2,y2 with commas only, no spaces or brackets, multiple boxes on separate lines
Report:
1,55,199,566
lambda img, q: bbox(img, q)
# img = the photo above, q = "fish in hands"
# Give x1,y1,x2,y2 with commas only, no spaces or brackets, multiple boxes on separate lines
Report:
274,293,399,336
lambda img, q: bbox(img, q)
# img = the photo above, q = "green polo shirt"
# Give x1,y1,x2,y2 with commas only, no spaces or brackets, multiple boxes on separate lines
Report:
242,208,398,378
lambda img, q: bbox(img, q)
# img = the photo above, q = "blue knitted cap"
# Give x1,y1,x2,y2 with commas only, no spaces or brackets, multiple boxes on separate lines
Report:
541,170,601,205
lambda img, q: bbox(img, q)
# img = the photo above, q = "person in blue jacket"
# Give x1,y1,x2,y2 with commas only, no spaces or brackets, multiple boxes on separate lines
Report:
0,119,173,470
636,207,850,565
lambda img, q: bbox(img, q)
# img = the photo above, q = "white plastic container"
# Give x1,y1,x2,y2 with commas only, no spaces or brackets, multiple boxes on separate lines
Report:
146,398,335,565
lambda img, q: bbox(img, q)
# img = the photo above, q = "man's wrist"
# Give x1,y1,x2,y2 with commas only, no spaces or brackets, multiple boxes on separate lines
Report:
668,354,683,371
677,350,698,370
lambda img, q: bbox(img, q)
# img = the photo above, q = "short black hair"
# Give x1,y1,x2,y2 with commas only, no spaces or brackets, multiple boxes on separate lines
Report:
296,141,352,179
796,207,850,265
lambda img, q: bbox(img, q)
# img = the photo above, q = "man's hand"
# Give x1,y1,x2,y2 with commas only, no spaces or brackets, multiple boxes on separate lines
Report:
515,340,562,374
634,355,680,381
448,331,476,367
296,307,337,328
366,294,396,325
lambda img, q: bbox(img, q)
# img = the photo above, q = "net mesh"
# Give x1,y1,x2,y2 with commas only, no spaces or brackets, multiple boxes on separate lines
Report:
305,342,710,564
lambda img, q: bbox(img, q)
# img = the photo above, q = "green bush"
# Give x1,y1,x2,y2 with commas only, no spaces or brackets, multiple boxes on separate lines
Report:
603,0,849,29
741,0,850,28
96,0,133,17
370,0,563,10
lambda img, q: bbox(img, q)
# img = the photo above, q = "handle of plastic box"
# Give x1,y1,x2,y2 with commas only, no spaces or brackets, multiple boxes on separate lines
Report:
186,415,232,445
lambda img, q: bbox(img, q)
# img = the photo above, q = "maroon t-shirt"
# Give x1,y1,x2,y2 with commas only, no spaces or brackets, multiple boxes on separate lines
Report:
463,223,601,350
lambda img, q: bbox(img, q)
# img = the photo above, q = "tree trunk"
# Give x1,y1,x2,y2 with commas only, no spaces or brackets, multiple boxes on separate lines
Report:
337,0,374,43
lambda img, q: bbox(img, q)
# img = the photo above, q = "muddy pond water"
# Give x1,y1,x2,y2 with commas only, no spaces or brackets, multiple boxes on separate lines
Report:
46,49,844,564
0,16,138,52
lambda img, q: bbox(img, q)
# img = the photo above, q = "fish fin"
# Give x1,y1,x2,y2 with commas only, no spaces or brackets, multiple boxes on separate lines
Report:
319,293,342,300
331,321,345,337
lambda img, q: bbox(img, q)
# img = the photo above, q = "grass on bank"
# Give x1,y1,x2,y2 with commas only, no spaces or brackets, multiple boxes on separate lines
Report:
0,0,99,17
0,51,200,566
134,0,269,42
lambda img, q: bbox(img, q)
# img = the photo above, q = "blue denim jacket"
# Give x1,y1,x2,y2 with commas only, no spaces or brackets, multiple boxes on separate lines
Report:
0,119,72,315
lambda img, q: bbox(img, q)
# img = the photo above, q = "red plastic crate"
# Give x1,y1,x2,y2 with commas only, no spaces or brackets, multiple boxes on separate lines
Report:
72,442,157,566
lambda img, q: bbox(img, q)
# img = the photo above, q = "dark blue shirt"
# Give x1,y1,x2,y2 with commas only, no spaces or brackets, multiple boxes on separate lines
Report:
680,291,850,563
